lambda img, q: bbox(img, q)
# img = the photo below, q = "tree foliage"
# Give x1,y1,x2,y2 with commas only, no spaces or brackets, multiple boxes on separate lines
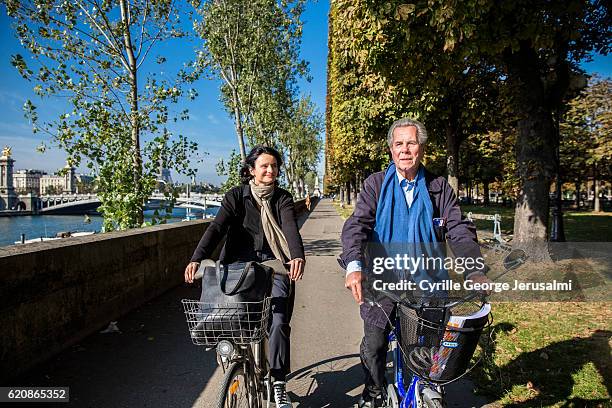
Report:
326,0,610,249
6,0,200,231
561,76,612,181
279,95,324,197
192,0,307,161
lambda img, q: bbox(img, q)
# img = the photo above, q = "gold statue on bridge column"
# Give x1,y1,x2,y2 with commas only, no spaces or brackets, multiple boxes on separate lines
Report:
1,146,12,158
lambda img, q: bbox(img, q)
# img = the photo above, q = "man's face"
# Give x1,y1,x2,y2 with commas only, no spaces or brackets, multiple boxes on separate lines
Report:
390,126,424,179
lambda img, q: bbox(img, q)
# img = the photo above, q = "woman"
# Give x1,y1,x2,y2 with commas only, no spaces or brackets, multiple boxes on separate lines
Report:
184,145,305,408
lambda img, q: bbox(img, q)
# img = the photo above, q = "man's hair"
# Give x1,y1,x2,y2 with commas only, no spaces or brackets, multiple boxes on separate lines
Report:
387,117,428,147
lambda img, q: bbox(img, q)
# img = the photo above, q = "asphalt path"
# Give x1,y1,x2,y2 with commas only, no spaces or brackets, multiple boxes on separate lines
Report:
10,199,491,408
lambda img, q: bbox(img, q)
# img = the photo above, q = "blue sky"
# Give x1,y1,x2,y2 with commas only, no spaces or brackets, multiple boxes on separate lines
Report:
0,1,330,184
0,1,610,185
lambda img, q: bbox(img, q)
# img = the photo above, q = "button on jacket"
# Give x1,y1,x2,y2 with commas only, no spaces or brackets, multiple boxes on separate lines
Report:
190,184,305,264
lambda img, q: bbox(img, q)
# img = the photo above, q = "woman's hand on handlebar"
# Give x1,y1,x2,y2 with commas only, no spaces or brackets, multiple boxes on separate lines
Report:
287,258,305,281
184,261,200,284
345,271,364,304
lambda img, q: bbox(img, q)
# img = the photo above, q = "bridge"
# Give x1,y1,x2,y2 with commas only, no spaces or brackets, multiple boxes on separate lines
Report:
36,193,223,214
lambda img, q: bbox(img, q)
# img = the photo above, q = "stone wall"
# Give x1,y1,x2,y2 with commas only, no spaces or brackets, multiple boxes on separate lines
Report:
0,220,210,382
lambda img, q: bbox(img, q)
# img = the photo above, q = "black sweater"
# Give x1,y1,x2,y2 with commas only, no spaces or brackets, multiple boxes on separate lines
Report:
190,184,305,264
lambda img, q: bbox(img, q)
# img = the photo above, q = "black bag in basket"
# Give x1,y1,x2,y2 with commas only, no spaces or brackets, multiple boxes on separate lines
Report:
191,261,273,339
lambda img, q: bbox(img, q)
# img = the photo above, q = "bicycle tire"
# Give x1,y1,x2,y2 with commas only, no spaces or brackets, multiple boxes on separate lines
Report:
217,362,255,408
424,399,444,408
422,394,445,408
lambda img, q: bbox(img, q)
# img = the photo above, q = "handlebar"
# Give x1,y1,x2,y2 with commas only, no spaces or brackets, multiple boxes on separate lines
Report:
363,248,527,309
366,288,484,310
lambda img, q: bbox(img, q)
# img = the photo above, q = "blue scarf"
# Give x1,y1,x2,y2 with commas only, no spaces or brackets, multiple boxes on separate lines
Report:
373,164,447,285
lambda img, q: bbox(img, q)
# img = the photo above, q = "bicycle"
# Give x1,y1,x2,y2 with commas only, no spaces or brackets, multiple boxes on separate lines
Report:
182,297,273,408
367,249,527,408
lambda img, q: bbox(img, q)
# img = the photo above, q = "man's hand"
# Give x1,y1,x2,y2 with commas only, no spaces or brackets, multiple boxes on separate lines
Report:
345,271,364,304
466,273,493,296
184,261,200,284
287,258,305,281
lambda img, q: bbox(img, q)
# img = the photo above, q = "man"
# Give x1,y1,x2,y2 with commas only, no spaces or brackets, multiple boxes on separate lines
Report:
339,117,491,407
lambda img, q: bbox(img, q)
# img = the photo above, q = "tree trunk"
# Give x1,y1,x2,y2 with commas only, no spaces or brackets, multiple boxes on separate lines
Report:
445,122,460,194
346,181,352,206
575,180,581,210
120,0,143,226
352,176,358,203
483,182,490,206
594,172,600,212
232,86,247,161
505,42,557,259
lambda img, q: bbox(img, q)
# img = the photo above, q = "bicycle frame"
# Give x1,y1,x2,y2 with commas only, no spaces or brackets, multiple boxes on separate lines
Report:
388,313,444,408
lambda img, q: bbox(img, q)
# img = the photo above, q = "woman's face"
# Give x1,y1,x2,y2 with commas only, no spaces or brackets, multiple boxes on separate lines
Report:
249,153,278,185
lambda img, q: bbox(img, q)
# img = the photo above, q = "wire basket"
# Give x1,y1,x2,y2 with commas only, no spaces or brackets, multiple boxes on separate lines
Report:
397,298,490,383
182,297,271,346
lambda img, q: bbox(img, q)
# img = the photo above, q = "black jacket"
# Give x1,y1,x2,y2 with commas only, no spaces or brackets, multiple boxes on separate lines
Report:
190,184,305,264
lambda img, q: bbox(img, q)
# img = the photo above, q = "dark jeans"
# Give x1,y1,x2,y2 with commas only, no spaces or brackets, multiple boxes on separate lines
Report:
268,271,295,381
360,317,393,398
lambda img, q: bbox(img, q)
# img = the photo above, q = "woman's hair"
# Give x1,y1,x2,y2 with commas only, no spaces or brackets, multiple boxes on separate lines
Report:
240,145,284,184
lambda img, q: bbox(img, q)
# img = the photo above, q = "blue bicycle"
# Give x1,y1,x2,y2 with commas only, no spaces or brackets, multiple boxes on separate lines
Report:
369,249,527,408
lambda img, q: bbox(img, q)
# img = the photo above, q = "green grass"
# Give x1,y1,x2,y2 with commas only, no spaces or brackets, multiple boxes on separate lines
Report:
472,302,611,407
462,205,612,242
332,201,354,220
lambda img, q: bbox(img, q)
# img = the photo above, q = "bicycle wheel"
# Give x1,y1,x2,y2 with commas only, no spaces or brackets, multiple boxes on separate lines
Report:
217,362,255,408
422,387,446,408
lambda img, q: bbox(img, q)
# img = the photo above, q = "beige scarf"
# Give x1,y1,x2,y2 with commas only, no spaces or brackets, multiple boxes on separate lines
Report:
249,180,291,262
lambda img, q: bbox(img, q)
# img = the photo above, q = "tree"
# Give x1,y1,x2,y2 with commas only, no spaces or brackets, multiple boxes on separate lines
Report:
6,0,200,231
327,1,610,257
215,149,242,192
280,95,324,197
426,0,609,255
561,76,612,211
192,0,307,161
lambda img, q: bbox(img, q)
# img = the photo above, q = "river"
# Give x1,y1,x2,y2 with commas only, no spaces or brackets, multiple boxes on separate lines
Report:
0,207,219,247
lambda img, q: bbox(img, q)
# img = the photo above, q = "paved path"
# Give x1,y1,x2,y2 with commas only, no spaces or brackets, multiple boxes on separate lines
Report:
12,199,491,408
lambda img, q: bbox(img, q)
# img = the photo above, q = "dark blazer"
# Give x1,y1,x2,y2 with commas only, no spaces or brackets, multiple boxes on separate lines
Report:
190,184,305,264
340,167,486,329
340,167,483,272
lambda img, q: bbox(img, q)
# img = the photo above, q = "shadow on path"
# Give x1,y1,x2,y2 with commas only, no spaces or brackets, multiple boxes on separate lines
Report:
12,285,218,408
287,354,362,407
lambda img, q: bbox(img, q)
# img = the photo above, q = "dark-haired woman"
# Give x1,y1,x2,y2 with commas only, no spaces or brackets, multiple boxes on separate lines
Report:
185,145,304,408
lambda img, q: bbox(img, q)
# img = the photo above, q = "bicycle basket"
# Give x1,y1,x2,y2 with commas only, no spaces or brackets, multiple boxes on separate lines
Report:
182,297,271,346
398,299,490,383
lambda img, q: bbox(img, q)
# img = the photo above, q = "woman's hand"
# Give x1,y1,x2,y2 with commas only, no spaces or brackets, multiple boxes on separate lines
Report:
184,261,200,284
287,258,305,281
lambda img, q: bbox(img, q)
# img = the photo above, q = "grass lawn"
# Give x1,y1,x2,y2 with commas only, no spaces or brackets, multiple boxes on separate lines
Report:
472,302,611,407
331,201,611,406
461,204,612,242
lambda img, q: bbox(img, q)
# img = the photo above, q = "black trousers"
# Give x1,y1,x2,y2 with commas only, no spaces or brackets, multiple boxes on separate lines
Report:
360,318,393,398
268,272,295,381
